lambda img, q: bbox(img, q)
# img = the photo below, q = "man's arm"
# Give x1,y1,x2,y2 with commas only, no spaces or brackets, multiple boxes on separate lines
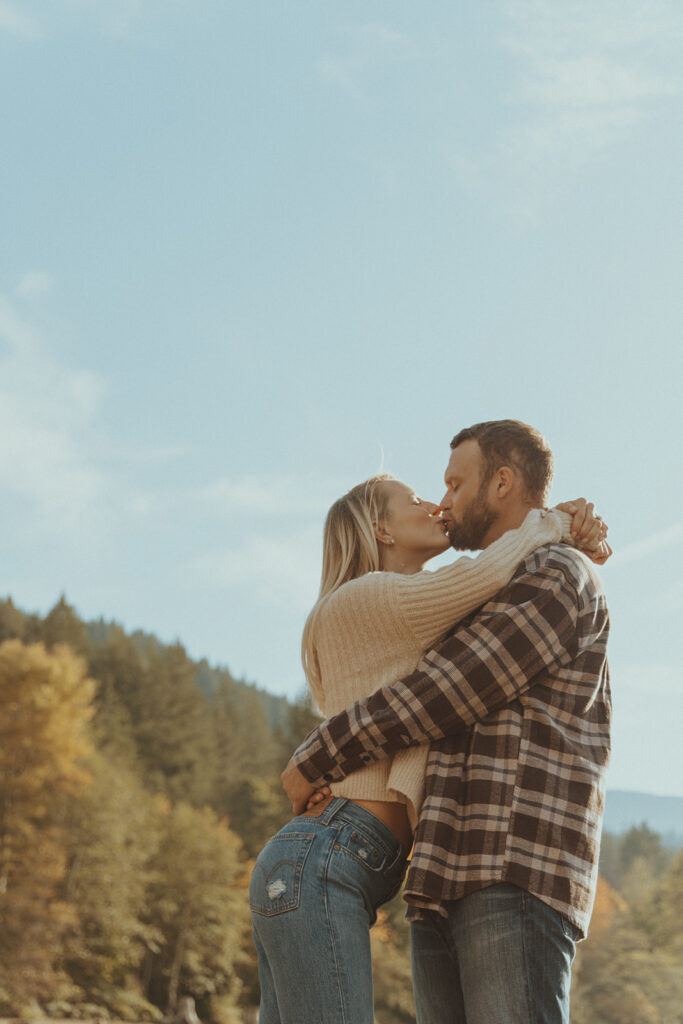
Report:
289,548,584,790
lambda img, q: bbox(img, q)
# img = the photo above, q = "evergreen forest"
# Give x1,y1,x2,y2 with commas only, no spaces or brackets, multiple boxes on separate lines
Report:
0,596,681,1024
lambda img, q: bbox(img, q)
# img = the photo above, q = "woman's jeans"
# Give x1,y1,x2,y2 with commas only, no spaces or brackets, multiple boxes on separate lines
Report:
410,883,580,1024
250,797,408,1024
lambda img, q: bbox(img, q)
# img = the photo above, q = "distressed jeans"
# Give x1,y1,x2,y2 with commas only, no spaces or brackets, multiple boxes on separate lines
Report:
410,883,580,1024
249,797,407,1024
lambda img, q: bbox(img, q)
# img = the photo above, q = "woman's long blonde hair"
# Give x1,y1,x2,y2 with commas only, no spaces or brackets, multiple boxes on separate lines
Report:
301,474,395,703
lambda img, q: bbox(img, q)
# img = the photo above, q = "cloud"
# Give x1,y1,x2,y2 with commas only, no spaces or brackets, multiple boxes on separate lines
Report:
62,0,143,36
0,294,107,535
517,57,676,109
0,0,193,40
0,1,41,38
609,521,683,568
499,0,682,198
60,0,192,37
199,474,346,517
125,442,193,463
503,0,683,54
191,525,323,612
17,270,56,299
317,22,413,108
188,474,355,610
189,471,367,611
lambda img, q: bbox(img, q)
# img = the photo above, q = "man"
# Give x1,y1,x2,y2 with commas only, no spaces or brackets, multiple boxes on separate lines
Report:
282,419,611,1024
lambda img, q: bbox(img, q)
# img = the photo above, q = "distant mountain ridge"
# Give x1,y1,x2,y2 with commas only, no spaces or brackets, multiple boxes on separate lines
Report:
605,789,683,846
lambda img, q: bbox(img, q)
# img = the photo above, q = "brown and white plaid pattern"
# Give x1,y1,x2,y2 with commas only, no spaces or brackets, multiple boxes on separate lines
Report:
293,543,611,937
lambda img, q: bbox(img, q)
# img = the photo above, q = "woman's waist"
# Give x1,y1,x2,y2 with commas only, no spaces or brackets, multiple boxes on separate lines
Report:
302,794,412,853
297,796,411,856
351,798,412,853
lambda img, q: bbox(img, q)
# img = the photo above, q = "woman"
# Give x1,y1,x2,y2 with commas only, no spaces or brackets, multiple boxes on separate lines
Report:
249,476,607,1024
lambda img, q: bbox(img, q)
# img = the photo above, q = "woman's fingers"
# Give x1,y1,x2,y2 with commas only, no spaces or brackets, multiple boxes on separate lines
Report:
555,497,592,538
554,499,611,560
578,501,595,540
306,786,331,807
563,498,590,539
578,512,603,549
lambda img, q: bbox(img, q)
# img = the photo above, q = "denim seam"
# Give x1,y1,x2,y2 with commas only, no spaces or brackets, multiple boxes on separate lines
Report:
322,823,350,1024
520,890,534,1023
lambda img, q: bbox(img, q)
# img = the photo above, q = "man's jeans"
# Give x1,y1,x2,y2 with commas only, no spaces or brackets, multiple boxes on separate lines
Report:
250,797,407,1024
410,883,580,1024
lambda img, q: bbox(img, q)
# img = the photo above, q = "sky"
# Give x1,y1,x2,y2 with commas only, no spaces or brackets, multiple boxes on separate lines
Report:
1,0,682,797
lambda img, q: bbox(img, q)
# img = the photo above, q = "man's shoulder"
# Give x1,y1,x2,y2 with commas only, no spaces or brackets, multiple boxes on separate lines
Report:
515,541,606,601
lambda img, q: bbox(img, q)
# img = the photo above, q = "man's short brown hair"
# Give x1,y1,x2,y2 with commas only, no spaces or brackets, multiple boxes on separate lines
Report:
451,419,554,505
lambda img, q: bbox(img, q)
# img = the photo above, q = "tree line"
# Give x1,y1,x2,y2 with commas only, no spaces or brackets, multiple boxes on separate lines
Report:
0,595,318,1023
0,595,681,1023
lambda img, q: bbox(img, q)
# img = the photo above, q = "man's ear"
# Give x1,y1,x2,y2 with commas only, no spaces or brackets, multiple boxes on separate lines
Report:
492,466,516,500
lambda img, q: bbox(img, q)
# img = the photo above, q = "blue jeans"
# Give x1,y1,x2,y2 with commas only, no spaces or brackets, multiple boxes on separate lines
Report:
410,883,580,1024
250,797,408,1024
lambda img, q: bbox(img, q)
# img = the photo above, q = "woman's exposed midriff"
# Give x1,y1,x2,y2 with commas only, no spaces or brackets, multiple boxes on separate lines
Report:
302,795,413,854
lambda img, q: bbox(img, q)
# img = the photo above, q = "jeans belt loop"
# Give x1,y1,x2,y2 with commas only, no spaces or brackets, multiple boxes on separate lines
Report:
319,796,348,826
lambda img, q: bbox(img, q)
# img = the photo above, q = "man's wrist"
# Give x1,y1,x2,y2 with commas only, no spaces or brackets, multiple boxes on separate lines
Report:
293,737,345,785
291,754,322,784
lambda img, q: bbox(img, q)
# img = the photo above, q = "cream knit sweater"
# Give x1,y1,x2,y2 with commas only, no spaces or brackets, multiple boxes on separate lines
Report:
309,508,573,829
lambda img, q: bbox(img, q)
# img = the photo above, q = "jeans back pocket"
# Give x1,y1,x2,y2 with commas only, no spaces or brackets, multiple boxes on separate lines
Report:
338,822,396,873
249,832,315,917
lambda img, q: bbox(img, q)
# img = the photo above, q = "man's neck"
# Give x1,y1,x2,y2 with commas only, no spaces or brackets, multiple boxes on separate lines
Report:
480,502,538,549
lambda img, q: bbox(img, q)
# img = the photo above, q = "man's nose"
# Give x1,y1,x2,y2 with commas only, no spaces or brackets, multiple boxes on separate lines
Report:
439,492,452,512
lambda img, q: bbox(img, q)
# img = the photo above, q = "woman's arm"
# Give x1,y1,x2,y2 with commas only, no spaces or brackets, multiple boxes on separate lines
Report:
395,508,574,650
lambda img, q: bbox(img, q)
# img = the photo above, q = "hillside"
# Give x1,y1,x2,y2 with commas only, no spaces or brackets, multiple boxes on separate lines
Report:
604,789,683,846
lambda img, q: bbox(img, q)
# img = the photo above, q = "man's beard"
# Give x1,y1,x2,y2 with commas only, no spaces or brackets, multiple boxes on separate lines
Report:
447,486,498,551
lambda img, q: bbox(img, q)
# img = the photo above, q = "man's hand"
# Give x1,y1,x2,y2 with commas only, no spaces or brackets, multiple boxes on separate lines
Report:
585,539,613,565
280,758,316,815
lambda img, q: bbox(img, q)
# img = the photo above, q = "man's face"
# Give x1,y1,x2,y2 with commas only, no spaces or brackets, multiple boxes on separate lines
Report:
440,440,498,551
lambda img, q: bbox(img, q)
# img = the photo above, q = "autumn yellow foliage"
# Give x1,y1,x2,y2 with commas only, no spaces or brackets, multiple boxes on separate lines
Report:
0,640,96,1006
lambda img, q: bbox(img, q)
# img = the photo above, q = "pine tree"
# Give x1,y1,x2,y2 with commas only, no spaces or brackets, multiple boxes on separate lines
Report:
41,596,90,656
210,679,287,856
87,624,144,768
0,597,29,643
137,643,216,805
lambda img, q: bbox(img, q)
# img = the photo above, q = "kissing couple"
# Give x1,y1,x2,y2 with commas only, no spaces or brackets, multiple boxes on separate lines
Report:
250,418,611,1024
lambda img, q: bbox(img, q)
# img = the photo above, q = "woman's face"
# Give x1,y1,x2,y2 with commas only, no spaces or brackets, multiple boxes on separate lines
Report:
382,481,450,561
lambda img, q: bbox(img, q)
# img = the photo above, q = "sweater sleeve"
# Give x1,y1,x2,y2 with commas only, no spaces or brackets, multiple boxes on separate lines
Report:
292,548,583,786
394,508,573,649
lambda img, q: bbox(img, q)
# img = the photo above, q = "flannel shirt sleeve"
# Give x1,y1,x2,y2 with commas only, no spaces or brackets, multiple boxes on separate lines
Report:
292,550,581,785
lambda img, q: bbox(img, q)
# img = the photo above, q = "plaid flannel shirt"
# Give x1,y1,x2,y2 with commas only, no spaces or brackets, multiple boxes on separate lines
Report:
293,542,611,937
